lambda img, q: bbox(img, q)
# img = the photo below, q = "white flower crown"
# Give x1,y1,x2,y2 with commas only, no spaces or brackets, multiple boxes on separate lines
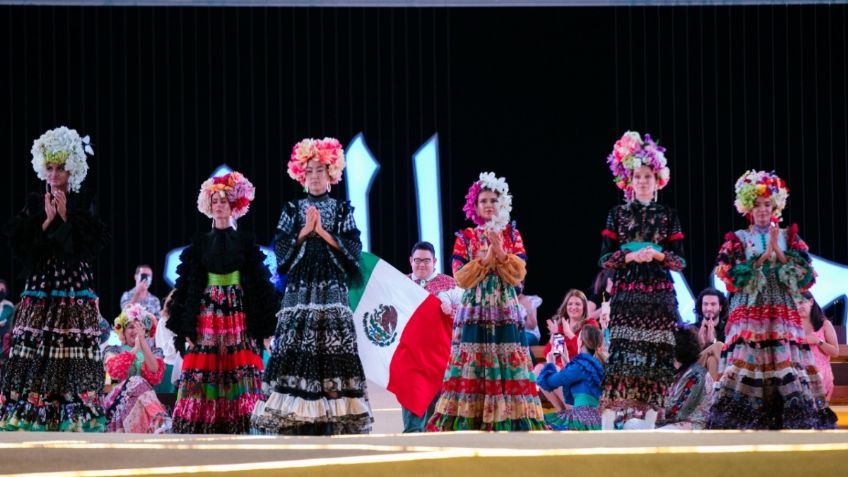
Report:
31,126,94,192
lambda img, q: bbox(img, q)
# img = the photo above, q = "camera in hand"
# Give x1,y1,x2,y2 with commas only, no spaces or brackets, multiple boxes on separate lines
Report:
140,273,151,285
552,333,565,356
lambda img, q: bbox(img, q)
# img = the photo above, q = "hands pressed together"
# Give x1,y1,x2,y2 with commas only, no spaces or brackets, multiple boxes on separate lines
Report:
481,230,507,267
625,246,664,264
42,189,67,230
755,225,787,266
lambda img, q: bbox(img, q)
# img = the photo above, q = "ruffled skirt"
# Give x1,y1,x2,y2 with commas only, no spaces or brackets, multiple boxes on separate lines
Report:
0,258,106,432
603,273,677,411
427,275,546,431
253,272,372,435
172,282,265,434
707,273,835,429
104,376,171,433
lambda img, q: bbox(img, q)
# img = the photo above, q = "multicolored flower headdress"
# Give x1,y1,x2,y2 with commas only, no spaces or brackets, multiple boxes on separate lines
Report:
197,171,256,220
31,126,94,193
606,131,670,201
114,303,158,337
287,137,346,186
463,172,513,232
733,169,789,219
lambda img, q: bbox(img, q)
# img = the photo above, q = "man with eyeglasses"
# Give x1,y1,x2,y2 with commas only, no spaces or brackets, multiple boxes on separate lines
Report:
694,287,729,381
403,241,462,432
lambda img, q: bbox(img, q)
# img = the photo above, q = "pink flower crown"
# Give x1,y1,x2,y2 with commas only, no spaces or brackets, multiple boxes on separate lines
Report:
114,304,157,337
197,171,256,220
462,172,513,232
287,137,346,186
607,131,670,201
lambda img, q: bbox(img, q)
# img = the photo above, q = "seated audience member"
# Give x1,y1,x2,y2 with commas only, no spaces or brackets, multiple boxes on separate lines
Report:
517,283,542,346
586,269,614,320
797,291,839,403
153,290,183,392
586,271,614,348
103,304,171,433
693,288,728,381
657,326,713,430
536,325,606,430
534,290,591,408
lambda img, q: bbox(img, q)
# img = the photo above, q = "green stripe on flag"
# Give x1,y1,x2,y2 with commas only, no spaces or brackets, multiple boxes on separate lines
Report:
348,251,381,312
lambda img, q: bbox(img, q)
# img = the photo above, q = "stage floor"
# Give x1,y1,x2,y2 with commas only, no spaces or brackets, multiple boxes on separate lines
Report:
2,429,848,477
2,384,848,476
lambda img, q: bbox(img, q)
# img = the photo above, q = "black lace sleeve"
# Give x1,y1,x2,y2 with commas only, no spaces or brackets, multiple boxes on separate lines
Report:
660,207,686,271
330,200,363,285
273,202,300,275
240,232,282,340
599,206,627,269
165,237,206,354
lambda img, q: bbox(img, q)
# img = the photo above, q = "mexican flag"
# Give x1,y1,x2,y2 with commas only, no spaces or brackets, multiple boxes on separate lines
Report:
349,251,453,417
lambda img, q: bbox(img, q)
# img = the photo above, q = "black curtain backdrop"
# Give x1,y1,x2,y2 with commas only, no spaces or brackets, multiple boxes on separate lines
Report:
2,5,847,328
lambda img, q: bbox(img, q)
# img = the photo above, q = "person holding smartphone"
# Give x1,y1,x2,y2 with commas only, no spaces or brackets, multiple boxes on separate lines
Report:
120,264,161,319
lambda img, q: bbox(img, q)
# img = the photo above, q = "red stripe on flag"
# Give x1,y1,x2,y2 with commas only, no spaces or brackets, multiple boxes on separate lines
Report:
386,294,452,417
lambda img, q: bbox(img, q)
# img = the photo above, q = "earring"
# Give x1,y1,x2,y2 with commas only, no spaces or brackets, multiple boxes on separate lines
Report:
303,184,308,193
654,190,658,202
327,183,332,193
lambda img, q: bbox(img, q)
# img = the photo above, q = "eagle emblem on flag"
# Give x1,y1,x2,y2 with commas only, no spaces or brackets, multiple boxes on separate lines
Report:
363,304,398,347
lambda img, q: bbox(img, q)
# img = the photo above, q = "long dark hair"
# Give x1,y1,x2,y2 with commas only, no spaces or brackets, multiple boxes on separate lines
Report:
801,291,827,332
591,269,615,297
674,326,702,372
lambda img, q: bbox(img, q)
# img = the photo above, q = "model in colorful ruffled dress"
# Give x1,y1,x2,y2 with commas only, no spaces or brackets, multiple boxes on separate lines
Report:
166,171,280,433
252,138,372,435
427,172,546,431
103,304,171,433
707,170,835,429
600,131,685,417
1,126,107,432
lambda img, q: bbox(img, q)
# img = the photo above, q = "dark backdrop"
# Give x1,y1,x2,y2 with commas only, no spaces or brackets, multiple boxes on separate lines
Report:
2,5,847,327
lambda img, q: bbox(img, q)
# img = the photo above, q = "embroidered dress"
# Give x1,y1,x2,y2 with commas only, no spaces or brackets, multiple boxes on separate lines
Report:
599,201,685,411
427,223,546,431
708,224,834,429
252,193,372,435
166,227,279,434
102,344,171,433
1,191,109,432
536,353,605,431
657,362,712,430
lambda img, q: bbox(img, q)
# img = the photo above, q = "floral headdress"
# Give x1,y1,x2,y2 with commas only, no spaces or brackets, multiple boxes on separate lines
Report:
607,130,670,201
114,303,158,338
287,137,346,186
197,171,256,220
31,126,94,193
463,172,513,232
733,169,789,219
